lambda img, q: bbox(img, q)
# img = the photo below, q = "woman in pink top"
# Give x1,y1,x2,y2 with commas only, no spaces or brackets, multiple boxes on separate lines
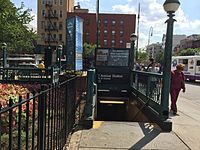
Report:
170,63,186,115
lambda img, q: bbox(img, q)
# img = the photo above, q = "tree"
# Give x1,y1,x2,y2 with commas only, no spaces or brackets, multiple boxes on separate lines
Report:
83,43,96,68
155,50,164,64
138,50,148,62
179,48,198,56
0,0,38,53
83,43,96,59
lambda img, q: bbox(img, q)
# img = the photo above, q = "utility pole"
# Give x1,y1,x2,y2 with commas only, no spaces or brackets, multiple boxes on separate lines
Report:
96,0,99,49
136,3,140,61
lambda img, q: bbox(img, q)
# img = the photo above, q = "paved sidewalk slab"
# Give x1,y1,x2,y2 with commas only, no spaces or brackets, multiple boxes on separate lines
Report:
170,96,200,150
68,121,189,150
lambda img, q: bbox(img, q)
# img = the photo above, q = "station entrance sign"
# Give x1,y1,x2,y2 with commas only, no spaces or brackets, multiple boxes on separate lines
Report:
95,48,131,97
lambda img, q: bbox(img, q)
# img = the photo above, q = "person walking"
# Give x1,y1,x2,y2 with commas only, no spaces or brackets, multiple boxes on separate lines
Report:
146,58,155,71
38,60,45,69
170,63,186,115
38,60,45,76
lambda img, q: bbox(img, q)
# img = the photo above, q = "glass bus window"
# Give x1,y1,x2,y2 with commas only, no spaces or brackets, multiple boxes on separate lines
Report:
189,66,193,69
196,60,200,66
179,59,188,71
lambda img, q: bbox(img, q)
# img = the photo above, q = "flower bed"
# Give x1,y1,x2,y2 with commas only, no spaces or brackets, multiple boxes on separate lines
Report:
0,83,41,149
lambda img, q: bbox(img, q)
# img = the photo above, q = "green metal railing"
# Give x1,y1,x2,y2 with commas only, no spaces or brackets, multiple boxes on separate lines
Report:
84,69,97,128
0,67,60,83
130,70,163,118
0,76,83,150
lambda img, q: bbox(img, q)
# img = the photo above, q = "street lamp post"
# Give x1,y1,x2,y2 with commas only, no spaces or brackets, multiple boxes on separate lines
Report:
148,26,153,58
161,0,180,120
148,26,153,46
57,45,63,73
96,0,99,49
130,33,137,70
2,43,7,68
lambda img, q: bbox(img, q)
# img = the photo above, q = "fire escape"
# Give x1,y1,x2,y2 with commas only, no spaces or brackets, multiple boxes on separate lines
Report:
44,1,59,48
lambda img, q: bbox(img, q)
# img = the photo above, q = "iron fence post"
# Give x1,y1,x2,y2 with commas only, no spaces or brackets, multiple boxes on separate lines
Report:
38,86,46,150
84,69,95,128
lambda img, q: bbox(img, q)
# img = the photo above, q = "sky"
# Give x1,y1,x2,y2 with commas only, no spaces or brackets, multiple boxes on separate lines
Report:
11,0,200,48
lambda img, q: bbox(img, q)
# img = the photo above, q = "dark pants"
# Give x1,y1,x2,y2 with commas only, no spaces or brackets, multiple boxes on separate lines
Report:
170,88,181,112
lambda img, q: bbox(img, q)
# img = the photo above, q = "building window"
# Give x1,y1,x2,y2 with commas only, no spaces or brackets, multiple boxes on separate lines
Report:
42,0,45,5
104,30,108,34
59,34,62,41
104,40,108,46
104,19,108,26
59,22,63,30
60,0,63,5
54,10,57,16
54,0,57,5
112,20,116,26
119,40,123,46
60,11,62,18
53,22,57,28
120,20,124,25
53,34,57,39
112,30,116,36
111,40,115,47
42,10,45,16
46,0,53,5
119,30,124,37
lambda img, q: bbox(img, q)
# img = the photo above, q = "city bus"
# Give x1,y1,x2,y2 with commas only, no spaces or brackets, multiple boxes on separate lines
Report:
172,55,200,81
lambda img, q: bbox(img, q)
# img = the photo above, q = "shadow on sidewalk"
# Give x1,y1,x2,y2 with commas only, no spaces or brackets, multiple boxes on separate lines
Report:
129,122,161,149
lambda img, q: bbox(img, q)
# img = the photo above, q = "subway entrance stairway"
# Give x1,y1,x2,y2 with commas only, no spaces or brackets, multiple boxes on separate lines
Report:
66,80,200,150
67,97,190,150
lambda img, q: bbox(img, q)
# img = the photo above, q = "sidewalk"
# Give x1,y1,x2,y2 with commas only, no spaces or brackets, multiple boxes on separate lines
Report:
68,121,190,150
170,96,200,150
67,96,200,150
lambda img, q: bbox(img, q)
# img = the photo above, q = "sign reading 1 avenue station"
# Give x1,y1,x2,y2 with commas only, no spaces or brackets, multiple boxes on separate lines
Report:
95,48,130,86
96,48,129,67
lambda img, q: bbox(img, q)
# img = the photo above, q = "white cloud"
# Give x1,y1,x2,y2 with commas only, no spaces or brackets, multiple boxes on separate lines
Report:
112,4,136,14
75,0,95,12
27,0,198,48
29,12,37,32
109,0,200,48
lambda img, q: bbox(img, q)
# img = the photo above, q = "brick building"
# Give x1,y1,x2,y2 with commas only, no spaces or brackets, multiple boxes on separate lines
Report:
180,34,200,49
37,0,74,51
68,12,136,48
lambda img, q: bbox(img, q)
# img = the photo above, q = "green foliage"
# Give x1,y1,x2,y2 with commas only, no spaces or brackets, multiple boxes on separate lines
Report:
178,48,199,56
83,43,96,59
0,1,38,53
138,50,148,62
83,43,96,68
155,51,164,64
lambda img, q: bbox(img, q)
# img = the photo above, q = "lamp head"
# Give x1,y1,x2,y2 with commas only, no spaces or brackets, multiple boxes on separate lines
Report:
58,45,63,49
130,33,137,42
163,0,180,13
2,42,7,48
